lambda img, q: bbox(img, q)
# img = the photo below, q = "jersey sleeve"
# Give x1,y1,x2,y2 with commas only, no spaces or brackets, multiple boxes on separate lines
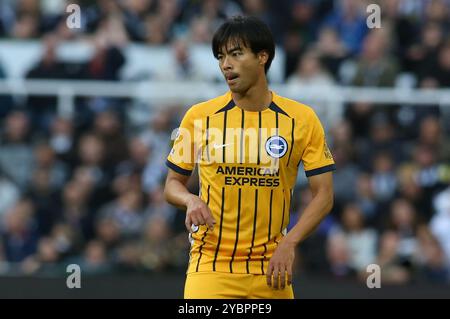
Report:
301,110,336,177
166,108,197,176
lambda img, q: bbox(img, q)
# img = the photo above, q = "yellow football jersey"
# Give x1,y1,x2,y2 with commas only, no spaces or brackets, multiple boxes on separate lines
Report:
166,91,335,275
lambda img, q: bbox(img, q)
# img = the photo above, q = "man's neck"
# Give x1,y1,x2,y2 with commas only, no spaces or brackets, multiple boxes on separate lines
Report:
232,81,272,112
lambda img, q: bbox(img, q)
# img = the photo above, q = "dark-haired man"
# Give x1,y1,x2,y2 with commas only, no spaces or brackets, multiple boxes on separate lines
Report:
164,16,335,299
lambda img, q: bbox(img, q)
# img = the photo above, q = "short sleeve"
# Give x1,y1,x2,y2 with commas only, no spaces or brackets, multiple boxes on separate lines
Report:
166,108,197,176
301,111,336,177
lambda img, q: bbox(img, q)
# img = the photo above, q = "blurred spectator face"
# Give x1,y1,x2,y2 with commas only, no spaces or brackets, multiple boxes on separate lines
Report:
202,0,221,18
51,223,75,254
34,144,55,168
340,0,362,17
149,186,166,204
356,173,374,198
72,167,96,191
125,0,153,14
37,237,59,263
331,120,352,146
63,181,89,207
341,204,364,231
296,51,322,78
84,240,107,265
96,218,121,245
119,189,143,211
42,35,59,66
422,23,443,48
373,152,394,173
414,145,437,167
94,111,121,137
391,199,416,229
159,0,179,20
173,38,190,65
370,118,393,143
438,43,450,70
78,134,105,165
425,0,449,23
243,0,267,15
292,0,314,24
382,0,400,17
12,14,38,39
31,169,52,193
4,199,34,234
327,232,349,266
331,144,351,167
50,117,73,154
5,111,29,142
145,215,170,242
151,110,171,132
52,117,73,135
145,14,168,44
398,165,422,199
317,27,344,55
129,137,150,166
18,0,40,13
362,30,388,61
420,116,441,144
190,17,212,43
379,231,399,258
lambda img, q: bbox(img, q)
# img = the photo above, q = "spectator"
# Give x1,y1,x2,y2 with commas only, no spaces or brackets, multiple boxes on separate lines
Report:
1,198,39,264
98,189,145,239
76,240,113,275
327,203,378,278
92,110,129,168
322,0,369,55
0,169,20,220
0,111,34,191
313,26,348,78
352,29,399,87
286,49,341,128
430,187,450,273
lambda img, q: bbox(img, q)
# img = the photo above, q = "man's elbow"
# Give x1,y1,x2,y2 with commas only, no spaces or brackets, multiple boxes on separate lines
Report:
163,179,171,203
324,190,334,214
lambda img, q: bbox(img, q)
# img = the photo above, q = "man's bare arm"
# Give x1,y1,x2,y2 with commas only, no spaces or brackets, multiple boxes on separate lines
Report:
284,171,334,246
164,169,215,232
267,171,334,288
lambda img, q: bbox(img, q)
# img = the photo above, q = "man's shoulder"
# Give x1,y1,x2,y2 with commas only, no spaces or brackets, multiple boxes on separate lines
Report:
273,93,317,120
185,92,232,119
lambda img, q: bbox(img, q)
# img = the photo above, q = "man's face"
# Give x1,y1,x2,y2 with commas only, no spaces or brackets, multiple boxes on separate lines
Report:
217,40,265,93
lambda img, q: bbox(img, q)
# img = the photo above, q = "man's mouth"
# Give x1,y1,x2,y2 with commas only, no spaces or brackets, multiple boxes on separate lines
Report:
226,73,239,83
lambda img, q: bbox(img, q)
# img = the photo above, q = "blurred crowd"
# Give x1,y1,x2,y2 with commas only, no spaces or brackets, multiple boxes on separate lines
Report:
0,0,449,284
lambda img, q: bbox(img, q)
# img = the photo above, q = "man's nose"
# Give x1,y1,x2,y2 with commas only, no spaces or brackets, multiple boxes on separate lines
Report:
222,56,232,70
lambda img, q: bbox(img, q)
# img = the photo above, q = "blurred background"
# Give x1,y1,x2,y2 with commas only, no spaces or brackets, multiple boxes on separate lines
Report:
0,0,449,298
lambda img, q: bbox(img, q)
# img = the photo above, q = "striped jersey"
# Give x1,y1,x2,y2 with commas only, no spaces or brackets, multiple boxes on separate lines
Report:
166,91,335,275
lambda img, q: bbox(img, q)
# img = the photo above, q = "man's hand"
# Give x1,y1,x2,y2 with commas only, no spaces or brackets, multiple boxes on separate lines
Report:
185,195,216,232
266,239,295,289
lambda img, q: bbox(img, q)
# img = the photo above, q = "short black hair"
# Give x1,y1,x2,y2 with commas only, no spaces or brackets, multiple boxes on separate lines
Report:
212,16,275,74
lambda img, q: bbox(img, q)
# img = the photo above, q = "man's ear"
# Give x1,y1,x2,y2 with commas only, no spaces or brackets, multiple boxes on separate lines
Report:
258,51,269,66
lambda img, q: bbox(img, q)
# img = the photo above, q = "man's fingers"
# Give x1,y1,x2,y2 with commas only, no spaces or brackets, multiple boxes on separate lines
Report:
287,270,293,286
185,215,192,232
280,268,286,289
202,208,216,229
272,265,279,290
266,264,273,287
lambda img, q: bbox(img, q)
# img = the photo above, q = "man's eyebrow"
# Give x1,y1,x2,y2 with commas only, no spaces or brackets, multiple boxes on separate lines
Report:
218,46,242,55
226,47,242,54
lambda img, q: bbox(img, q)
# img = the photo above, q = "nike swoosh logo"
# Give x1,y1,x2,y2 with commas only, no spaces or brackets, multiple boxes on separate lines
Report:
213,143,234,149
